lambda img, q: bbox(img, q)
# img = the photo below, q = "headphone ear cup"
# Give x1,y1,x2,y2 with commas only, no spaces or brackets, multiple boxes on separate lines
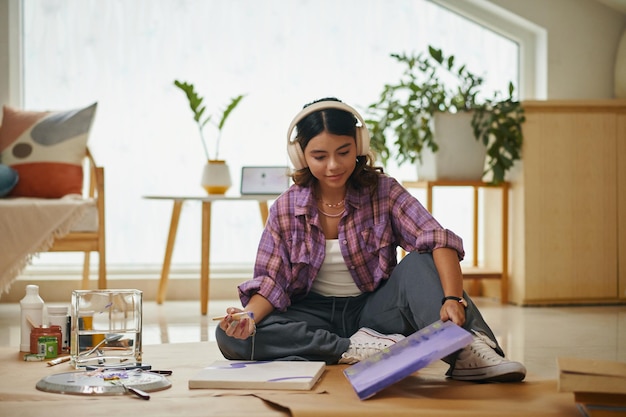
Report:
287,141,307,170
356,125,371,156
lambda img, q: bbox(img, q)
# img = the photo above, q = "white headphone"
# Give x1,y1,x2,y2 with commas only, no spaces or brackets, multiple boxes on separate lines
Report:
286,100,371,170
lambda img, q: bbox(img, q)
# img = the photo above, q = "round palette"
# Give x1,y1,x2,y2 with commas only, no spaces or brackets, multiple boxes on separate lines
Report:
36,369,171,396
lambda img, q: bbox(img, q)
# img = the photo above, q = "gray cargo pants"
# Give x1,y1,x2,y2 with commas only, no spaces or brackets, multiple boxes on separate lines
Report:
216,252,504,364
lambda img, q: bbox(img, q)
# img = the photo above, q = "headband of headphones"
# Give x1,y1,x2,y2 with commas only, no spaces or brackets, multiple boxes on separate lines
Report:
286,100,371,170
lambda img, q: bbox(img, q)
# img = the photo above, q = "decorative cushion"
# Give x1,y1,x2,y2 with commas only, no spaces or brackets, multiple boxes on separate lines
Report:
0,164,18,197
0,103,97,198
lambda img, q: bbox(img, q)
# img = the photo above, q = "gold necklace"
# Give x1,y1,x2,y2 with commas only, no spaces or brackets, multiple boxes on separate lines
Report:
322,199,345,208
318,207,345,218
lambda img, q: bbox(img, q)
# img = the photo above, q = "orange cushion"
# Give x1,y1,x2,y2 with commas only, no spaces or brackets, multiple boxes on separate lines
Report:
0,103,97,198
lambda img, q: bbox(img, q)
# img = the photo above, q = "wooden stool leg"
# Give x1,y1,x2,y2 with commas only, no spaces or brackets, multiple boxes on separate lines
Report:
258,201,269,225
157,201,183,305
81,252,91,290
200,201,212,315
97,248,107,289
472,186,481,295
501,183,510,304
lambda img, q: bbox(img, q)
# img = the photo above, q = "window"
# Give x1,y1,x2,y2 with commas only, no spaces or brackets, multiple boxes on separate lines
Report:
21,0,519,272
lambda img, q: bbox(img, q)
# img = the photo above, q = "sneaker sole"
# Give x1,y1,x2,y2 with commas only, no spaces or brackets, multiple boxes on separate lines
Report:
450,370,526,383
449,362,527,383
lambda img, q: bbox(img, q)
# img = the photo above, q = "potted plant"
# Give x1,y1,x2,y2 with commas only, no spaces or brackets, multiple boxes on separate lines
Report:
174,80,245,194
365,46,525,185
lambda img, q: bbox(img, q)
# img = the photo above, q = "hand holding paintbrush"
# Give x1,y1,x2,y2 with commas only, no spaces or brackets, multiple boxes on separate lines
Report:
213,311,256,339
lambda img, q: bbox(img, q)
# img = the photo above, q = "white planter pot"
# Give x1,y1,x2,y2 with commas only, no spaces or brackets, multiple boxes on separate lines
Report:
416,112,487,181
201,160,232,195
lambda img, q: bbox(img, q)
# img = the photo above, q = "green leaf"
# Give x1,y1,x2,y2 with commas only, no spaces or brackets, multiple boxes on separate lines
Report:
174,79,246,161
217,94,246,131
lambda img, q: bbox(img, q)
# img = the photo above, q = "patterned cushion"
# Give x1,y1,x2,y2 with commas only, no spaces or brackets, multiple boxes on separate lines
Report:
0,103,97,198
0,164,18,197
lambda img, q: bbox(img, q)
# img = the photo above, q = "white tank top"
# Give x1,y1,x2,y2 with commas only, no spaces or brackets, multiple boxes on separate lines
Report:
311,239,362,297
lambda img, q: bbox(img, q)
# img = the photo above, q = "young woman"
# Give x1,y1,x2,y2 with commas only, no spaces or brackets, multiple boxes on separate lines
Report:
215,98,526,382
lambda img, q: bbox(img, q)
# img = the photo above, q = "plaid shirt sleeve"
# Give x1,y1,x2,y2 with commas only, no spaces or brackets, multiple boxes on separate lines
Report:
238,188,320,311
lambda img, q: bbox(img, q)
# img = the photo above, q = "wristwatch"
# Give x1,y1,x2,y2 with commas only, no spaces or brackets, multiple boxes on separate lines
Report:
441,295,468,308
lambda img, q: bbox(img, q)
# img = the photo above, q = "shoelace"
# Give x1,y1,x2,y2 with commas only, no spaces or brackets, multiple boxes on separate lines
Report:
465,331,501,363
471,330,498,349
347,341,390,360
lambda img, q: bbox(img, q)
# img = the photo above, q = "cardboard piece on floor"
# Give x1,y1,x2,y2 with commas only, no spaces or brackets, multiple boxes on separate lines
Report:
557,357,626,395
558,357,626,415
257,365,578,417
0,342,580,417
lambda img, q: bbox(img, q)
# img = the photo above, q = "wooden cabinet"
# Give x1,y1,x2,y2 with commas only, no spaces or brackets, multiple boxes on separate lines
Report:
619,105,626,303
510,100,626,305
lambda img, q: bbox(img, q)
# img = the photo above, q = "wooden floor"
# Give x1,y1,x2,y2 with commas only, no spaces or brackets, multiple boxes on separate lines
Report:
1,297,624,380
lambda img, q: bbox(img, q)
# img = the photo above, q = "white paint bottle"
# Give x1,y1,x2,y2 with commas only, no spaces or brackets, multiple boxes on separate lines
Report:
20,285,44,352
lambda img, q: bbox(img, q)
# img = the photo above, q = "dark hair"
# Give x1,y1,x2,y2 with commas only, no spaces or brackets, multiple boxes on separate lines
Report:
291,97,383,190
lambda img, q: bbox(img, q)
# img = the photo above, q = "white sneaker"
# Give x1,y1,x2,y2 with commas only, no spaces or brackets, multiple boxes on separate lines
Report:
339,327,405,364
448,330,526,382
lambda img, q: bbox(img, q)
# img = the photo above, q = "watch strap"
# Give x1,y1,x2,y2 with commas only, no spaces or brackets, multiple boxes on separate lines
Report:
441,295,467,307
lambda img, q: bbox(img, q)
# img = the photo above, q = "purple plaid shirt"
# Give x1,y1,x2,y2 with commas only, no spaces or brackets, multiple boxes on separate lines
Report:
238,175,465,311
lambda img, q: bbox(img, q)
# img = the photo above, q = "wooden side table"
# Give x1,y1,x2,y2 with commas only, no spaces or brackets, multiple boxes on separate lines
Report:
402,180,510,304
144,194,279,315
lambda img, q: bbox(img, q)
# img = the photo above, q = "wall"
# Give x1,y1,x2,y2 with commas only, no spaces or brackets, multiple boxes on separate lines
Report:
488,0,625,99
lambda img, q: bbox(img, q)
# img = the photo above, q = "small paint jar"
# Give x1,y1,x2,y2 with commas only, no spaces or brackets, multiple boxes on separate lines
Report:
30,325,62,356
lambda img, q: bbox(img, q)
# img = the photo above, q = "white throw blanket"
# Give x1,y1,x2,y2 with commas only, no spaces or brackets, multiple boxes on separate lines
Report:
0,195,90,296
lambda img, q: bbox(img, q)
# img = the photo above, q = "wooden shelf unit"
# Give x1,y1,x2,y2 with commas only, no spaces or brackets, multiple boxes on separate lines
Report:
403,180,510,304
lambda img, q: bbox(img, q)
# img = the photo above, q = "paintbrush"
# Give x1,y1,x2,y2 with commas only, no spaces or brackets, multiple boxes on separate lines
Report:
211,311,254,321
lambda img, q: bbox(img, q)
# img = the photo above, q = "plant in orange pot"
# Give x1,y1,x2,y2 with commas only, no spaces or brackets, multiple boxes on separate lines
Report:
174,80,245,194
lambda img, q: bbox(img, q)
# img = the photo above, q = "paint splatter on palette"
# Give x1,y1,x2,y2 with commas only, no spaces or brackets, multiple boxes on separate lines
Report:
36,369,171,395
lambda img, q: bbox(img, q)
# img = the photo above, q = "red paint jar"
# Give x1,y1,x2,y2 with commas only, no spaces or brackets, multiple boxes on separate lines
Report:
29,325,62,355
